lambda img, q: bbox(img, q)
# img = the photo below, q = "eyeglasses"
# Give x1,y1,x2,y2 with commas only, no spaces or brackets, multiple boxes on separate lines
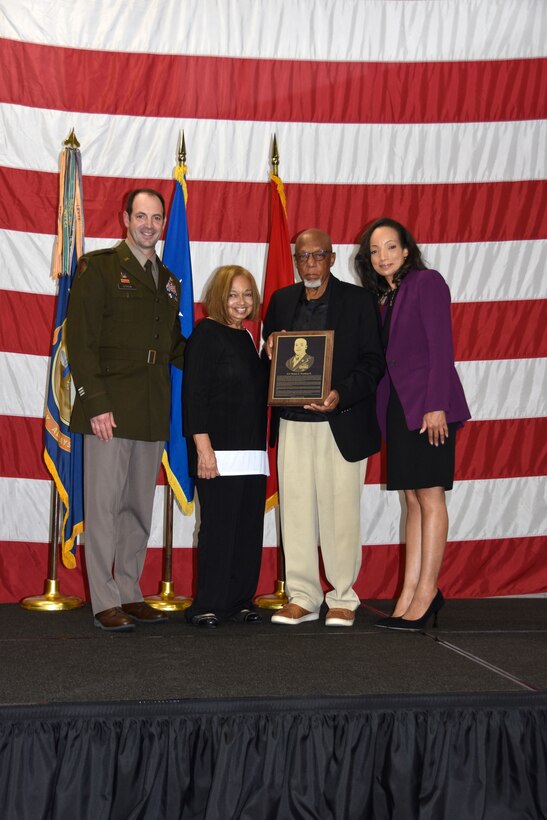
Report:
293,250,332,264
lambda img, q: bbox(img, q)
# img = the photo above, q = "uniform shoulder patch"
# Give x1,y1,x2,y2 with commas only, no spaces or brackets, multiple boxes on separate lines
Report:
77,257,89,278
77,247,117,278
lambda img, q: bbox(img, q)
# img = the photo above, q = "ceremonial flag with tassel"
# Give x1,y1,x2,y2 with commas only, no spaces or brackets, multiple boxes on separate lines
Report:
263,172,294,511
161,163,195,513
43,139,85,569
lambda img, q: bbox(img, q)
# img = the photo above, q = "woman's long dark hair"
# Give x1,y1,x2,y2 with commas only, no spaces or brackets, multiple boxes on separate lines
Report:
355,217,427,299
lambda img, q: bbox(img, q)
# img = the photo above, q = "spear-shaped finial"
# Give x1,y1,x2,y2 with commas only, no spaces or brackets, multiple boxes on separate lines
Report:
64,128,80,149
177,130,186,166
271,134,279,176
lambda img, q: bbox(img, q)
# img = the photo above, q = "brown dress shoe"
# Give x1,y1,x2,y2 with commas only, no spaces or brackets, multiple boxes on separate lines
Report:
121,601,169,623
94,607,135,632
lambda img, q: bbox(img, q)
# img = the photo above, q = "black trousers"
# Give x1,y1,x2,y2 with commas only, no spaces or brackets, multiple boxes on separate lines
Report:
188,474,267,620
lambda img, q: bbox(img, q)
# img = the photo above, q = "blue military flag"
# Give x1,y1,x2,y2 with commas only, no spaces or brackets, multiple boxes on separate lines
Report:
161,164,195,513
43,142,85,568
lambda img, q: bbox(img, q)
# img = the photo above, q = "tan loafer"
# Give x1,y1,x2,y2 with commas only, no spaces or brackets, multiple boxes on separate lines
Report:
325,608,355,627
271,603,319,625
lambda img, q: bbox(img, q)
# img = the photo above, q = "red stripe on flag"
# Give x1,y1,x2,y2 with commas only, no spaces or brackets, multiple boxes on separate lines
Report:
3,416,545,483
1,535,545,603
0,291,55,356
455,418,547,481
2,290,544,363
364,418,547,484
0,415,172,485
1,167,546,244
1,39,545,124
361,536,547,599
452,300,547,361
0,416,50,480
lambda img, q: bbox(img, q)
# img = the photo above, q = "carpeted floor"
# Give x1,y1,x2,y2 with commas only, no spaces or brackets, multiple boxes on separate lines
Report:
1,597,545,705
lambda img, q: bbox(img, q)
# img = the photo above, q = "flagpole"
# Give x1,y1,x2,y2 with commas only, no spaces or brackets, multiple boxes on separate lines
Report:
21,131,85,612
146,131,193,612
145,484,191,610
21,485,83,611
254,134,289,610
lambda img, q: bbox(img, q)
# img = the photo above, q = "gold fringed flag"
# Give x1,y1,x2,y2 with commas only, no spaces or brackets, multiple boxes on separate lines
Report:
43,140,85,568
161,163,195,513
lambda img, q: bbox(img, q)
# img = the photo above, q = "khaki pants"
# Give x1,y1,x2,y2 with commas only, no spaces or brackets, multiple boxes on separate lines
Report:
278,419,366,612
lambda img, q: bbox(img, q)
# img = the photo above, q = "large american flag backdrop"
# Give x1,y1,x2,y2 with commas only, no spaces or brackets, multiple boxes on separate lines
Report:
0,0,545,602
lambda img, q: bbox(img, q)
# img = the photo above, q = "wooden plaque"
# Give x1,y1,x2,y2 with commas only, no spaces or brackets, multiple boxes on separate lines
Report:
267,330,334,406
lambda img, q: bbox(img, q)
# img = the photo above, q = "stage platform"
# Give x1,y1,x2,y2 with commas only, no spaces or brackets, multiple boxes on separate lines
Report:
1,597,546,819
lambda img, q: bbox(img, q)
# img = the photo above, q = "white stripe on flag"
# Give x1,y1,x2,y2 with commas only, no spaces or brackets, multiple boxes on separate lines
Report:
360,476,547,546
1,230,546,304
2,104,545,185
2,352,545,422
2,0,543,61
1,476,545,547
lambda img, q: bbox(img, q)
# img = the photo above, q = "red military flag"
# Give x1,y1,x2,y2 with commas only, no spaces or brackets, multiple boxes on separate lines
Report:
262,173,295,511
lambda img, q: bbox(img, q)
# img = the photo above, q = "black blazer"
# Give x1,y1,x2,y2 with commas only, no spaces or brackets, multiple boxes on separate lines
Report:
263,275,385,462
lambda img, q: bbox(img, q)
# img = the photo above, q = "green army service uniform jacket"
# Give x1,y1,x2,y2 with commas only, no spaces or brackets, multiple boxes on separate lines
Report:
66,241,186,441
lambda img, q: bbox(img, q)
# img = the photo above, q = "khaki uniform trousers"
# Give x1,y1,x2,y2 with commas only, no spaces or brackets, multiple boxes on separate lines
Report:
278,419,366,613
84,435,164,615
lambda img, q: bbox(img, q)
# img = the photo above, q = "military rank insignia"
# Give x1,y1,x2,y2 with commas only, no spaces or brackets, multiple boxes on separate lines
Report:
118,270,136,290
166,276,178,300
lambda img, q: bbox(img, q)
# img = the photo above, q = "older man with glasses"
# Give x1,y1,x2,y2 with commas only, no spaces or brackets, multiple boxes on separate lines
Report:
263,228,385,627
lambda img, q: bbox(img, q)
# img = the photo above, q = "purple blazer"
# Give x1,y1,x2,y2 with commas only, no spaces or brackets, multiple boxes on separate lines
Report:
376,268,471,437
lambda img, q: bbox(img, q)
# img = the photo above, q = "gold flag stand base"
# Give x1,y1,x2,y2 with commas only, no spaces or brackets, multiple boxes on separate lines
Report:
20,579,84,612
254,579,288,610
145,581,192,612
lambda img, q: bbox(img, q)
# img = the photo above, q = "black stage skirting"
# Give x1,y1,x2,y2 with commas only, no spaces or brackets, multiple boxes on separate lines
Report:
1,598,546,819
1,693,546,820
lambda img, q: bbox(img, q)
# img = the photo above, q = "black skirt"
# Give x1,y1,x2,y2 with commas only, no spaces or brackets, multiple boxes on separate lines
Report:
386,385,457,491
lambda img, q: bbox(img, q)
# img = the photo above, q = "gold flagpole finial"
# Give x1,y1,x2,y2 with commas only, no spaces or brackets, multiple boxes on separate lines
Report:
177,130,186,166
271,134,279,176
64,128,80,149
174,130,188,189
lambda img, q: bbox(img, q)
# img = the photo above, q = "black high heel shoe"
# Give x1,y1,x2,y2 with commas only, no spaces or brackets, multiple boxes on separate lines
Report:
378,590,445,632
375,615,404,629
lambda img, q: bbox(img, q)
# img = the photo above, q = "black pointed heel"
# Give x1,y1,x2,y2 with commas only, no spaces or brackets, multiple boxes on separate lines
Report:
378,590,445,632
375,615,403,629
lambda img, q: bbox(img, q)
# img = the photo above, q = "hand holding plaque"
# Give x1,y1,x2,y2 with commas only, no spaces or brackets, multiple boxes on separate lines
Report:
267,330,334,406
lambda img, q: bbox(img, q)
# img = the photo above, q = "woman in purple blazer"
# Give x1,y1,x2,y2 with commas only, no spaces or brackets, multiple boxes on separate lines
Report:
355,218,470,631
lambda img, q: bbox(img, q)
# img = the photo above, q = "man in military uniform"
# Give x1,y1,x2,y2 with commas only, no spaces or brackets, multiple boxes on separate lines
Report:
285,337,314,372
66,189,186,631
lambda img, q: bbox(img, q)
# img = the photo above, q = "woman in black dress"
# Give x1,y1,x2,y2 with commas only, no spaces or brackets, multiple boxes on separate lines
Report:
355,219,470,630
183,265,268,627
